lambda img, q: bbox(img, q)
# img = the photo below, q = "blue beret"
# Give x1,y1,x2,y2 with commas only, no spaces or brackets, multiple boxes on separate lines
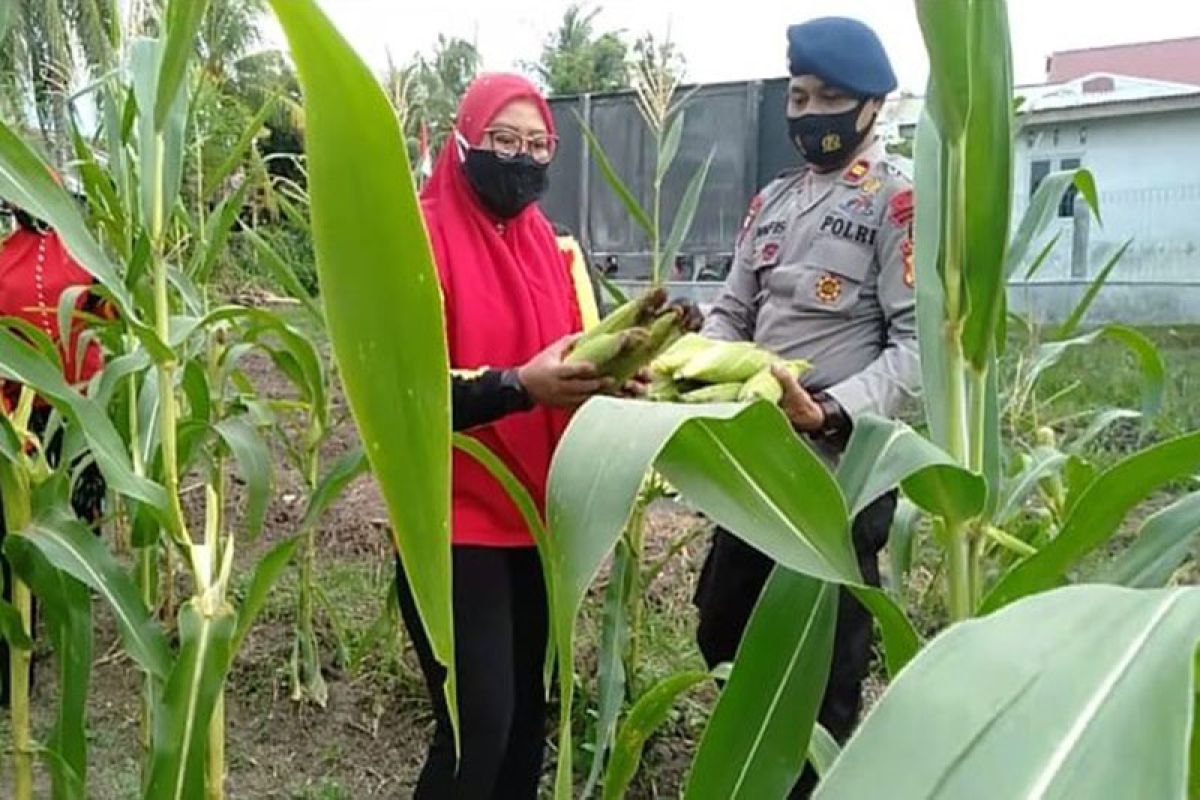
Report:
787,17,897,97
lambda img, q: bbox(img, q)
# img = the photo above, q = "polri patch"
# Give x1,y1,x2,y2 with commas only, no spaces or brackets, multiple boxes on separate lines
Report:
820,214,879,246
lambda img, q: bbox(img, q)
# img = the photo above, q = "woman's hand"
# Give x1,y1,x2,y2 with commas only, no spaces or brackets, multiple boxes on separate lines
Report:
517,336,614,408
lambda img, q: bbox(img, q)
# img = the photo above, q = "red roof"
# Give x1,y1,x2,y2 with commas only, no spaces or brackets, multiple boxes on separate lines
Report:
1047,37,1200,86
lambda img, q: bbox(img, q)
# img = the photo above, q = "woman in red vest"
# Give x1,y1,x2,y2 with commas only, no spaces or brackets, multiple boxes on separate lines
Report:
395,74,612,798
0,199,109,705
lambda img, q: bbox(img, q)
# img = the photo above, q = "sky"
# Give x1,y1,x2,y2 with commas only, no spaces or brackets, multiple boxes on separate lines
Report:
259,0,1200,92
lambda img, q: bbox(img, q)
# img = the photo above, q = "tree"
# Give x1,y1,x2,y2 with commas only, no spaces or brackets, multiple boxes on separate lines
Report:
387,35,481,169
528,3,629,96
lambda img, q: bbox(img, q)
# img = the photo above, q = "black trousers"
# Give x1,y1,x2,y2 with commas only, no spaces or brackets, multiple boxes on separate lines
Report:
694,491,897,800
396,546,549,800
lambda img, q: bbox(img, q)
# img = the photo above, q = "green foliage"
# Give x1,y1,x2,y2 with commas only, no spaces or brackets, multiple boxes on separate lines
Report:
528,3,629,95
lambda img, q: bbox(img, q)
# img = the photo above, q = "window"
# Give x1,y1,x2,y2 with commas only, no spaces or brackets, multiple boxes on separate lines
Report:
1030,159,1051,198
1030,157,1083,218
1059,157,1081,218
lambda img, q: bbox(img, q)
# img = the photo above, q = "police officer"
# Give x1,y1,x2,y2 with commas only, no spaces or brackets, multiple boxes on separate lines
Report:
693,16,919,798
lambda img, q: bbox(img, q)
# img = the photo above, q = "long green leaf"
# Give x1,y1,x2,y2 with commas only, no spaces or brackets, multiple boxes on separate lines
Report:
1030,325,1166,418
656,113,685,184
7,516,171,680
214,417,273,540
808,724,841,780
983,431,1200,612
300,447,368,531
188,182,249,283
547,398,918,796
816,586,1200,799
206,94,279,201
0,119,154,344
912,110,953,452
7,513,92,800
1022,231,1064,281
155,0,210,129
576,113,655,242
685,570,836,800
132,37,188,239
0,327,167,509
146,601,237,800
269,0,454,733
836,415,986,525
603,669,710,800
960,0,1014,369
0,597,32,650
886,498,922,597
915,1,971,139
995,446,1069,525
1068,409,1142,455
240,226,324,323
1094,492,1200,589
585,542,631,799
231,536,301,653
1006,170,1100,280
1057,238,1134,339
658,149,713,283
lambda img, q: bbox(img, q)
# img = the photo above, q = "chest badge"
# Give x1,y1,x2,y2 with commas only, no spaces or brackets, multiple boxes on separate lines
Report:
760,242,781,264
815,273,844,304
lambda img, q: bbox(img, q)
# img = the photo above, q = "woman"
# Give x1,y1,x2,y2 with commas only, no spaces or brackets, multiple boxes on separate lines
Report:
0,199,109,705
396,73,610,799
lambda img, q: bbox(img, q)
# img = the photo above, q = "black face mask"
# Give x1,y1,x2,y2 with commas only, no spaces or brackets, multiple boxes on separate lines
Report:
462,149,549,220
788,101,874,170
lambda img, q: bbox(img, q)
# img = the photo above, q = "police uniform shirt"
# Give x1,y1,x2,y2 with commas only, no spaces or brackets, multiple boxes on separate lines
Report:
704,139,920,424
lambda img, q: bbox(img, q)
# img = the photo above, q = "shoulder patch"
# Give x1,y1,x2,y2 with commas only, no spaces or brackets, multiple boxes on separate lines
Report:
738,193,765,245
888,189,914,229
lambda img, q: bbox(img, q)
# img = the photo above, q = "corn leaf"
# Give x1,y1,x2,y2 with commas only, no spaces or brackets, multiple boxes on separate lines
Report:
686,570,836,800
7,514,170,681
983,431,1200,612
1022,231,1064,282
1056,238,1134,339
576,113,655,241
584,542,631,799
268,0,454,732
656,112,685,184
214,417,273,541
912,110,954,453
231,535,301,653
816,586,1200,800
604,669,710,800
300,447,368,532
188,182,249,283
1093,492,1200,589
0,119,157,348
1030,325,1165,418
0,326,167,510
240,226,324,323
915,1,971,139
1068,409,1142,455
155,0,210,129
885,498,923,597
6,508,92,800
205,94,279,201
658,149,713,283
0,598,32,650
547,398,917,797
1006,170,1099,280
132,37,188,240
995,446,1069,526
836,415,986,525
145,601,237,800
960,0,1014,370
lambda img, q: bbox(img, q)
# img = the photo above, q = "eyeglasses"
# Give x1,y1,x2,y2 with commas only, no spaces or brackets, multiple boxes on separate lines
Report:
480,127,558,165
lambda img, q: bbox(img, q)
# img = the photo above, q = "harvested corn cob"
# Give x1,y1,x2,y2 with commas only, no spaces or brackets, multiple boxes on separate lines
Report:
738,360,811,402
650,333,709,377
574,287,668,347
680,382,744,403
566,329,648,369
676,341,776,384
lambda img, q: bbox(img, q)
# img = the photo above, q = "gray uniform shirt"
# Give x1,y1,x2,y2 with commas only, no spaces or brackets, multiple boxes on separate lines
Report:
704,139,920,423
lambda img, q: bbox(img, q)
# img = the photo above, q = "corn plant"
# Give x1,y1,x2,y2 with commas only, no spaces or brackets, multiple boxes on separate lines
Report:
539,0,1200,797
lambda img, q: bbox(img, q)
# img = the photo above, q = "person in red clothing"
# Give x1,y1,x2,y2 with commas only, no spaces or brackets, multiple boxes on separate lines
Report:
394,74,613,799
0,199,110,706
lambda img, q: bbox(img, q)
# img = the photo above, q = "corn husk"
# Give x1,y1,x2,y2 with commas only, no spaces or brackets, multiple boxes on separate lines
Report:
650,333,709,377
738,360,811,403
647,376,681,402
606,307,686,383
566,328,647,369
680,382,744,404
576,287,668,347
676,341,776,384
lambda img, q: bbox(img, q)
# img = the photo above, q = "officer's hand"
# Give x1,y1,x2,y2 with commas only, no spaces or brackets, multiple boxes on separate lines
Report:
518,336,615,409
773,363,825,433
